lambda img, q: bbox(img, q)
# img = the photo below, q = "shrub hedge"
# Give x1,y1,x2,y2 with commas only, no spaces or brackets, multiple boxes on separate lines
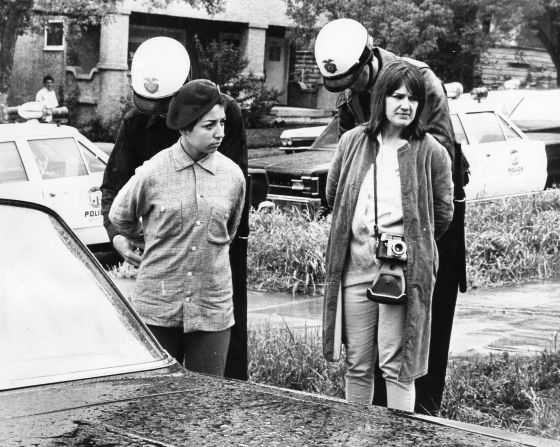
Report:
248,189,560,294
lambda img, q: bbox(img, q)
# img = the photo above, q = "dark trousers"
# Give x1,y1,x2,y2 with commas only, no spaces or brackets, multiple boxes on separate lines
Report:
224,237,248,380
147,325,231,377
414,256,459,414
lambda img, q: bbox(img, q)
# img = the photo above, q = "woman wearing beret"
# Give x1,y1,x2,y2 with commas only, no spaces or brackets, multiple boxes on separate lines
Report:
323,60,453,411
110,79,246,376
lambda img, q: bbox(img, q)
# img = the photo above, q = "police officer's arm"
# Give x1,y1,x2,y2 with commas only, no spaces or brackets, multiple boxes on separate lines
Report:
220,97,249,238
101,117,138,243
421,69,455,164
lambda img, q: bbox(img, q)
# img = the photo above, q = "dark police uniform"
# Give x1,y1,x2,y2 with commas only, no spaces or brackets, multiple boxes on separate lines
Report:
101,96,250,381
336,47,467,415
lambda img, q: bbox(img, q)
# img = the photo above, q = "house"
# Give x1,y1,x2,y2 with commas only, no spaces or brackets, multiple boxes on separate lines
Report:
7,0,300,128
5,1,558,129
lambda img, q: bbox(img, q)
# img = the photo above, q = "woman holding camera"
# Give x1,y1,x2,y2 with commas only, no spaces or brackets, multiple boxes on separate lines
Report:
323,60,453,411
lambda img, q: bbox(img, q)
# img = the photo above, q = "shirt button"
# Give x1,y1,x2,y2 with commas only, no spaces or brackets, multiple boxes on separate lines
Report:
191,246,197,251
187,272,193,277
225,212,229,218
196,220,202,225
161,206,165,212
185,297,190,303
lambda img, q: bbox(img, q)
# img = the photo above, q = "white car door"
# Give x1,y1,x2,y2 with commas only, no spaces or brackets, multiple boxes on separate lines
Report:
25,136,106,240
458,111,547,200
0,140,44,202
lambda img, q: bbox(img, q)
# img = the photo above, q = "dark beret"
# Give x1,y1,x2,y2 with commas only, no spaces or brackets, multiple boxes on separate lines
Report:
166,79,221,130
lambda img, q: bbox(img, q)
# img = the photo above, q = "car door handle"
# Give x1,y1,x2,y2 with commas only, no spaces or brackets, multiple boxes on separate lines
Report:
48,192,57,197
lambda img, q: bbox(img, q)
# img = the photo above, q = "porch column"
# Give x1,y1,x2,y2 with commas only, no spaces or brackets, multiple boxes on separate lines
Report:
241,23,267,79
97,9,130,126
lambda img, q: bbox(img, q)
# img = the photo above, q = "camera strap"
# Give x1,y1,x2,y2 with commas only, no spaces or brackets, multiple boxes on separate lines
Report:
372,149,379,240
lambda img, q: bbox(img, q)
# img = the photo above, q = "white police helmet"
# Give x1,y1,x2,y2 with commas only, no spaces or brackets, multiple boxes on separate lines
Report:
314,18,374,92
131,37,191,115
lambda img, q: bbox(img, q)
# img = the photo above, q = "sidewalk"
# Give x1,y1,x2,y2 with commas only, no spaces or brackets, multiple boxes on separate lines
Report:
247,282,560,357
112,278,560,357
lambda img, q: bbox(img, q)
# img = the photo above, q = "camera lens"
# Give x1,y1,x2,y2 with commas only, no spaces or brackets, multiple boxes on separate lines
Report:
391,242,405,256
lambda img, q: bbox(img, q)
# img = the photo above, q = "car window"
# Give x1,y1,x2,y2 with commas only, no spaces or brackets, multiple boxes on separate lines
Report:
463,112,505,144
79,141,106,173
28,137,88,179
450,114,468,145
498,115,522,140
0,141,28,183
0,204,166,390
510,95,556,121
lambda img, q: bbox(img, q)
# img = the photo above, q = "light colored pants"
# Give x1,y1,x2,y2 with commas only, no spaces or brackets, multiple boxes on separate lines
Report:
342,282,415,411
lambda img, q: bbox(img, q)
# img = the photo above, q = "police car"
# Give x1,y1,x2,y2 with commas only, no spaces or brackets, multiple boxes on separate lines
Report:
249,99,548,211
0,102,110,249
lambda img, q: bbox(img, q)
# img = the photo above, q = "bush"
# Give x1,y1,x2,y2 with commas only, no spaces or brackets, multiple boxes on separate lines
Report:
248,323,345,398
466,190,560,288
248,206,329,295
247,324,560,441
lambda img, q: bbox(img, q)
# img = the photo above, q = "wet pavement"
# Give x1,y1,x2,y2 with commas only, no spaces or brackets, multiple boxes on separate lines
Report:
113,278,560,357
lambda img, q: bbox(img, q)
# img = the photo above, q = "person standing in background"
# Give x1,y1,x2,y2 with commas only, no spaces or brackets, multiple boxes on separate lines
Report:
35,75,58,109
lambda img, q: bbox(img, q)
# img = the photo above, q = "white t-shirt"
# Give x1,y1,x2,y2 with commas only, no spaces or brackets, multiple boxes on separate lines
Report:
35,88,58,108
343,134,405,286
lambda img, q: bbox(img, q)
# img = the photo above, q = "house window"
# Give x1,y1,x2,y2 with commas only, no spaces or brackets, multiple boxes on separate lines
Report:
44,20,64,51
268,45,281,62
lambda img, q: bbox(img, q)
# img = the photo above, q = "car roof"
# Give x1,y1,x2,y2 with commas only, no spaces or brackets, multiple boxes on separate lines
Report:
0,121,80,140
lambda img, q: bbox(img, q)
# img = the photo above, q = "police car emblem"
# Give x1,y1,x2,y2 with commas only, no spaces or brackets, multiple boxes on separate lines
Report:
143,77,159,94
322,59,337,74
88,187,101,208
510,150,520,166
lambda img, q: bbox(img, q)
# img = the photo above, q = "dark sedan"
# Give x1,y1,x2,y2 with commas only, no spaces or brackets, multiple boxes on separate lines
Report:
0,199,552,446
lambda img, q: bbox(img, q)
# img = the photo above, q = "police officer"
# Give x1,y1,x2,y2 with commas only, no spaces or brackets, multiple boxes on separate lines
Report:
101,37,250,381
314,18,467,415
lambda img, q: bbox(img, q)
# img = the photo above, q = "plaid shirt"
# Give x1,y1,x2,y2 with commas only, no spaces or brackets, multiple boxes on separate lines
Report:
109,141,246,332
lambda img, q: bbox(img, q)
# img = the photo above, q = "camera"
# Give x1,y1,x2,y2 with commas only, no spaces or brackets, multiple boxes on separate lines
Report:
375,233,407,263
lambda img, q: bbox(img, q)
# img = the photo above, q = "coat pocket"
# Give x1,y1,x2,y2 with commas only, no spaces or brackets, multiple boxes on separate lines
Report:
207,206,230,245
155,200,183,238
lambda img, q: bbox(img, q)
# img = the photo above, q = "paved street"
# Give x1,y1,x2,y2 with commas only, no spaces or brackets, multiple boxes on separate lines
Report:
113,278,560,357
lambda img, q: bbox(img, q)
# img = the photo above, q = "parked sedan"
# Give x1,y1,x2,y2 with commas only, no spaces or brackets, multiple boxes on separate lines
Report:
249,102,548,212
1,198,553,446
0,118,110,249
279,125,326,153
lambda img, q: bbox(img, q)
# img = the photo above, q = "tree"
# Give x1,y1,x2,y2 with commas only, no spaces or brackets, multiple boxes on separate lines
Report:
285,0,450,60
284,0,524,90
522,0,560,86
428,0,524,90
0,0,224,103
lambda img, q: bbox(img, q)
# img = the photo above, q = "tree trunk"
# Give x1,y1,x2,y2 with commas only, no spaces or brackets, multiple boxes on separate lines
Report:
0,0,34,100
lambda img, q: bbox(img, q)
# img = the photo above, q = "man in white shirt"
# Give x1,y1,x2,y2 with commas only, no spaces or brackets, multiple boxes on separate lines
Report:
35,75,58,109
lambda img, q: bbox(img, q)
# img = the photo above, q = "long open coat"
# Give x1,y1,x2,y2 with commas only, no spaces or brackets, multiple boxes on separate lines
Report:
323,125,453,381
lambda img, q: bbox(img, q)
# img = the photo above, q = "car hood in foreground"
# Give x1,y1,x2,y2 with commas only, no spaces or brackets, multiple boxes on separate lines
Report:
249,149,333,176
0,364,549,446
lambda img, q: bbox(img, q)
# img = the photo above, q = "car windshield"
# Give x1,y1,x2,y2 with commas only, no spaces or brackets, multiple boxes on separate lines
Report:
0,203,167,390
310,116,339,150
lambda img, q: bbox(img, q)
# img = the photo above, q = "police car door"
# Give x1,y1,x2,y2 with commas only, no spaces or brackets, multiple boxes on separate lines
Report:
26,136,105,241
460,110,546,199
0,139,44,202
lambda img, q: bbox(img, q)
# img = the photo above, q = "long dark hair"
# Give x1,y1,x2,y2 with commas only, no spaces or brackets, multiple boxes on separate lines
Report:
364,59,426,140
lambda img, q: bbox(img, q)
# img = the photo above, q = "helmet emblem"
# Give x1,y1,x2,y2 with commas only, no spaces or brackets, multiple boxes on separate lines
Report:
143,77,159,94
322,59,337,74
